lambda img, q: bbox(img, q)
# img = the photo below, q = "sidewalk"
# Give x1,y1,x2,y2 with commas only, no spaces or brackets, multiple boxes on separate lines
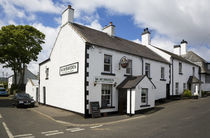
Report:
31,104,146,127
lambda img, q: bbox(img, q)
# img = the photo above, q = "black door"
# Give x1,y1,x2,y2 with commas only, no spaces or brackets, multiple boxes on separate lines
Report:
166,84,170,99
43,87,46,105
118,89,127,114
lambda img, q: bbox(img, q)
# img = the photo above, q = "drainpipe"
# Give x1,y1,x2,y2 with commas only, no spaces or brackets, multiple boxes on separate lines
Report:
141,57,144,75
130,88,132,116
172,58,174,96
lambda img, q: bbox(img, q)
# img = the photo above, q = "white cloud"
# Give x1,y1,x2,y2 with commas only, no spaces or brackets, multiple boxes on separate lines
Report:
86,20,102,31
132,39,141,44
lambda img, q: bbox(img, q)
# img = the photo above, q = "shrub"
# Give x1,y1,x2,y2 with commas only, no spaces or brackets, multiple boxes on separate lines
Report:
201,90,207,97
183,89,192,97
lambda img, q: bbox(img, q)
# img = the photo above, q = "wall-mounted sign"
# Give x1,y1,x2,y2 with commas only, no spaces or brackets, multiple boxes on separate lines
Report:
60,62,79,76
120,56,128,68
95,77,114,84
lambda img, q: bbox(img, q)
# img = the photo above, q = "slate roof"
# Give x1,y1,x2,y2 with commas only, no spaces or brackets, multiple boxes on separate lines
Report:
70,23,169,64
183,51,210,74
187,76,203,84
154,46,198,66
117,75,156,89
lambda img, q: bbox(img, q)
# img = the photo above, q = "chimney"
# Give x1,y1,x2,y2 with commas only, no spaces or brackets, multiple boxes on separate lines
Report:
173,45,181,55
102,22,115,36
180,39,188,55
141,28,151,46
62,5,74,26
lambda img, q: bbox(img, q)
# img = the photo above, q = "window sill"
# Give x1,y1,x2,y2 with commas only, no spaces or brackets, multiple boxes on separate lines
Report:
101,72,116,76
100,106,115,109
140,105,150,107
124,74,132,77
160,79,166,81
179,73,183,75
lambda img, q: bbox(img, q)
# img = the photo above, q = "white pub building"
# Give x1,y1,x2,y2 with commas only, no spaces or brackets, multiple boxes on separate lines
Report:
39,5,201,117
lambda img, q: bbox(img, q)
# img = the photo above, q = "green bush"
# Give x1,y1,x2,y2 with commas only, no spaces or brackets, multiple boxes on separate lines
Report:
201,90,207,97
183,89,192,97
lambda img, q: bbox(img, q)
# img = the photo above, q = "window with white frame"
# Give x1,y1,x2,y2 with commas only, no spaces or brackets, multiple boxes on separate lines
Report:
45,68,49,80
141,88,148,104
179,62,182,74
183,83,186,91
161,67,165,79
175,82,179,94
101,84,112,108
126,60,132,75
145,63,150,78
104,55,112,73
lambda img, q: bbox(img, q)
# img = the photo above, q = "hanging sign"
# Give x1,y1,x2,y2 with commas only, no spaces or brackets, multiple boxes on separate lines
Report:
60,62,78,75
120,56,128,68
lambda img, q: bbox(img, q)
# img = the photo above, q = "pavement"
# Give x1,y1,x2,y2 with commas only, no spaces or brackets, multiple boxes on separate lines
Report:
31,104,148,127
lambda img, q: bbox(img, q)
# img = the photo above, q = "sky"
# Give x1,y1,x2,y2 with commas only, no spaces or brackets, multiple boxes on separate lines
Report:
0,0,210,77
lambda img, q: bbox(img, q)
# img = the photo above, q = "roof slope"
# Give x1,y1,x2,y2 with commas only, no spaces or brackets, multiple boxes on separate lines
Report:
70,23,169,64
154,46,197,66
187,76,203,84
183,51,209,74
117,75,156,89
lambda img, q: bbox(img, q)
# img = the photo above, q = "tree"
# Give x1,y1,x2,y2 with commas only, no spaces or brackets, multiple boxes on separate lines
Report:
0,25,45,90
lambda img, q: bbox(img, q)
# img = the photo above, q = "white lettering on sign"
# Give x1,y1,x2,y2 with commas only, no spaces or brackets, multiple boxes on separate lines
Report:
60,62,78,75
95,77,114,84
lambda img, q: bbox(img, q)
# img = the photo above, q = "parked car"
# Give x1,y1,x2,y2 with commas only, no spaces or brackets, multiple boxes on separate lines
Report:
13,93,35,107
0,87,8,96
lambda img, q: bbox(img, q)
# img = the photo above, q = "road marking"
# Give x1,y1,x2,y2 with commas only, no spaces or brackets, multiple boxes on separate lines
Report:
90,125,103,129
66,128,85,132
2,122,14,138
41,130,59,134
0,113,2,118
14,134,32,138
45,132,64,136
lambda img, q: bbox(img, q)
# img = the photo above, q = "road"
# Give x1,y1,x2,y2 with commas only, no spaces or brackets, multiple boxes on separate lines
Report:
0,96,210,138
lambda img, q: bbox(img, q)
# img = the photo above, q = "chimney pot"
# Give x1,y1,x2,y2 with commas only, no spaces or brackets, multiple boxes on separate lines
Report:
68,5,72,9
109,22,112,25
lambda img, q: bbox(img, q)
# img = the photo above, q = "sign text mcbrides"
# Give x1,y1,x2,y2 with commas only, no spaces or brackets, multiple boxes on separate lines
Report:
60,62,79,75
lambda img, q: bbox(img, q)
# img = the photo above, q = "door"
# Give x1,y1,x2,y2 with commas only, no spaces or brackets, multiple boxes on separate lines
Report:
166,84,170,99
43,87,46,105
118,89,127,114
36,87,39,102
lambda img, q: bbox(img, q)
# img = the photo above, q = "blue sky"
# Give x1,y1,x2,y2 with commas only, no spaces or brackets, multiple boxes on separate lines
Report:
0,0,210,76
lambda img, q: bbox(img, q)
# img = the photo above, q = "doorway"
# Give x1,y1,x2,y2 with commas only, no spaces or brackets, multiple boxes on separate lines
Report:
43,87,46,105
118,89,127,114
166,84,170,99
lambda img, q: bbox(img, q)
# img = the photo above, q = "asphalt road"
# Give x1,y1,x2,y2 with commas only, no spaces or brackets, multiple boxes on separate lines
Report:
1,96,210,138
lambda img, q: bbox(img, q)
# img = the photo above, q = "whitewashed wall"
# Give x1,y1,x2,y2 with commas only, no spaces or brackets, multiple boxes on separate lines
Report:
201,74,210,92
87,46,169,113
39,24,86,114
25,80,38,101
172,59,199,95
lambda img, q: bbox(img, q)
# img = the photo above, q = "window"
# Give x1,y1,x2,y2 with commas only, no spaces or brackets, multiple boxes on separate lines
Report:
104,55,112,73
183,83,186,91
101,84,112,108
175,82,179,94
145,63,150,78
207,64,210,70
45,68,49,80
161,67,165,79
206,75,210,83
141,88,148,104
192,67,195,76
126,60,132,75
179,62,182,74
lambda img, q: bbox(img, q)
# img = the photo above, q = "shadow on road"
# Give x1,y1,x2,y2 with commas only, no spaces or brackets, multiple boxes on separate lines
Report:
0,98,15,108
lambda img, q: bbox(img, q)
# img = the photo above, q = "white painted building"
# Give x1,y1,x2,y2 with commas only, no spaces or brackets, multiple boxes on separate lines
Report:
183,51,210,92
8,68,37,90
141,29,201,96
25,79,39,101
39,5,171,117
